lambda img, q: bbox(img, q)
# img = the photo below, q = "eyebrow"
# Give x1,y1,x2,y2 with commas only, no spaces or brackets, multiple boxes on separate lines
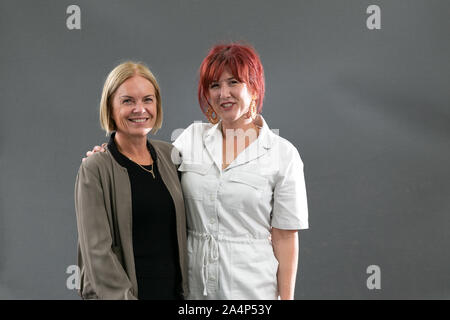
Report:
119,95,155,98
211,77,236,83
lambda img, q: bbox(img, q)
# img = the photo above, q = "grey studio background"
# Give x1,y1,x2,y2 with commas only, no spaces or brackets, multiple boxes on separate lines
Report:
0,0,449,299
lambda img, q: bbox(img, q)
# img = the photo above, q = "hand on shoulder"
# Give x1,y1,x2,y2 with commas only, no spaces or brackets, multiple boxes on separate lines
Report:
82,143,107,162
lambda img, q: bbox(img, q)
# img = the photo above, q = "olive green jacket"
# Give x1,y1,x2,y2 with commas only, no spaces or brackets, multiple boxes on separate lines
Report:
74,139,187,299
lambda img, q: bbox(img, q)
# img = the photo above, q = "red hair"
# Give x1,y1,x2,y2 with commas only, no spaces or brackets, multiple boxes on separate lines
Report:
198,43,265,117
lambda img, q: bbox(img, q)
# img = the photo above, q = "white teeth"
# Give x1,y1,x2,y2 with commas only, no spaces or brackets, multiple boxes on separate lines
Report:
222,103,233,107
130,119,147,123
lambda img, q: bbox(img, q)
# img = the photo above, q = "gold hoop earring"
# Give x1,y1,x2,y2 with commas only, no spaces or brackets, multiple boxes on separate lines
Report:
206,106,219,124
246,100,257,120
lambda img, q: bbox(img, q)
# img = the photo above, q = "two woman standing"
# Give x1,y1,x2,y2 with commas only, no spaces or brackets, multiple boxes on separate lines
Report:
75,43,308,300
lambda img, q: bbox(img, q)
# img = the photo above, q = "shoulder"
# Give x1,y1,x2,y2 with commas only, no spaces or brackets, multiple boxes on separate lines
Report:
269,133,304,169
273,133,302,157
173,121,212,153
149,139,176,159
78,150,113,175
260,116,303,163
176,122,212,139
150,139,173,152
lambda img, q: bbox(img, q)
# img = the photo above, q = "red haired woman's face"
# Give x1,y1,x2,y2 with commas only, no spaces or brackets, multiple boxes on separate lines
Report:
207,68,254,126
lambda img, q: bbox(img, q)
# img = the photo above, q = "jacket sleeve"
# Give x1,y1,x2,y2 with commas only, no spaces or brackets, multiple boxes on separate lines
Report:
75,162,137,300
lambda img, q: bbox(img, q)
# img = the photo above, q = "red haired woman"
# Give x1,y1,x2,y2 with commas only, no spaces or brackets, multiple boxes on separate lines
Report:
173,43,308,299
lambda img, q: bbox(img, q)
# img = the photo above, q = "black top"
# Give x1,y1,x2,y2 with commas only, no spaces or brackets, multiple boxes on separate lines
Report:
108,133,181,300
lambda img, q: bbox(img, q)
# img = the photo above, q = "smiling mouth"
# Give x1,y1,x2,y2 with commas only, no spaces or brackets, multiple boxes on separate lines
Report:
128,118,149,123
220,102,234,109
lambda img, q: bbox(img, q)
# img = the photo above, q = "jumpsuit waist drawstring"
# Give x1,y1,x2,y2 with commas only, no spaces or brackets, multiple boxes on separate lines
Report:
189,230,271,297
200,233,219,296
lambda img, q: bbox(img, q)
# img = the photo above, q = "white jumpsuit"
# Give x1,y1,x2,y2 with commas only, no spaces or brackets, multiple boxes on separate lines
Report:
173,116,308,299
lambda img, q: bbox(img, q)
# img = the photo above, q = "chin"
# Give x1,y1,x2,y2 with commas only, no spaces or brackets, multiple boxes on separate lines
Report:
129,129,151,137
220,113,240,123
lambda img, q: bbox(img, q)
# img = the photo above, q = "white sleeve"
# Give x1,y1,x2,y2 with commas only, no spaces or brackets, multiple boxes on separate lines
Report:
172,123,196,165
271,145,309,230
172,122,208,164
172,124,191,157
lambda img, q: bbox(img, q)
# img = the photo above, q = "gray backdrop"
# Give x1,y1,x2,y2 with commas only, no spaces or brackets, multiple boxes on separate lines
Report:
1,0,449,299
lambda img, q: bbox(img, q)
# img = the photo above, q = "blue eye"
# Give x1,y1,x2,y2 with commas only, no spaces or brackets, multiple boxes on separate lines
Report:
123,99,132,104
144,98,153,103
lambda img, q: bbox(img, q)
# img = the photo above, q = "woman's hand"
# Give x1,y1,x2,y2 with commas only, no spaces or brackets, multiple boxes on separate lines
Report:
82,143,107,161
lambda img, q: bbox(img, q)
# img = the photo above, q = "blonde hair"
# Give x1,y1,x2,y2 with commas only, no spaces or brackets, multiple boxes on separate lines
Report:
99,61,163,135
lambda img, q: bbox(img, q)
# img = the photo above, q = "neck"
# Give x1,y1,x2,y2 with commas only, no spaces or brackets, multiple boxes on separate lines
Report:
114,131,148,159
221,117,254,135
221,115,262,138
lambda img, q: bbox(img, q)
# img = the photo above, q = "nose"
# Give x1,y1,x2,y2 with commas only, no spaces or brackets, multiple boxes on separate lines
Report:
219,84,231,98
133,102,146,113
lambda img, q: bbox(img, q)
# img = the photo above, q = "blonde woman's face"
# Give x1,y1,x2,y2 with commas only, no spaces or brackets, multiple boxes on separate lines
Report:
111,75,157,137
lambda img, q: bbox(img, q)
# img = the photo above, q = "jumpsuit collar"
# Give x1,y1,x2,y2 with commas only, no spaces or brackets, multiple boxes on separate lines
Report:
202,115,276,171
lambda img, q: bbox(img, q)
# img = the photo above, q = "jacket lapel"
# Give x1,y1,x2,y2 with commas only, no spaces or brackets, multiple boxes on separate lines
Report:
110,152,138,296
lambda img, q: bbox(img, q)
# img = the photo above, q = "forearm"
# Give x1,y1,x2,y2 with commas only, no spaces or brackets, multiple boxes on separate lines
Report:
272,228,299,300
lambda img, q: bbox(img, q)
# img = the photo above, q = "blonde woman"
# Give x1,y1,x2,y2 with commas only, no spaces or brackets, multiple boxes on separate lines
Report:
75,62,187,299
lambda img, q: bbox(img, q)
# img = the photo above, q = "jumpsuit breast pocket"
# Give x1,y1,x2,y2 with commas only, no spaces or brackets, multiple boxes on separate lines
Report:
178,162,212,200
227,171,269,211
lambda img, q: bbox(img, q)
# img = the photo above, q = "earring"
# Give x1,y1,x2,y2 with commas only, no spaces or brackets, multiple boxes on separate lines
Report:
206,106,219,124
246,100,257,119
